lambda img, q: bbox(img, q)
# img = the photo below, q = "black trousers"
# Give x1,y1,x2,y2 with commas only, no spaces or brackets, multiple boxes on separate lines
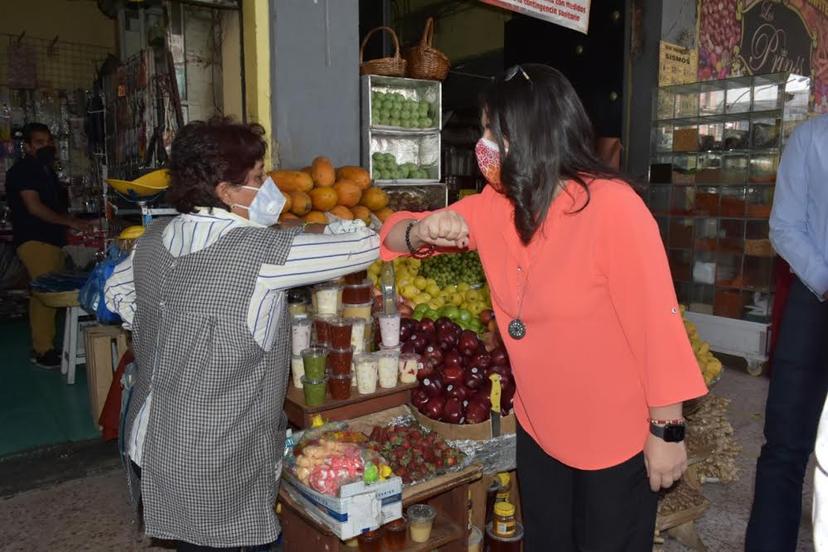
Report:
746,277,828,551
517,423,658,551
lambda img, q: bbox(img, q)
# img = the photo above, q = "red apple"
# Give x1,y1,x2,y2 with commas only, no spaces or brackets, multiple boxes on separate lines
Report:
442,365,465,386
442,397,465,424
421,395,446,421
458,330,480,356
420,375,444,398
443,350,464,371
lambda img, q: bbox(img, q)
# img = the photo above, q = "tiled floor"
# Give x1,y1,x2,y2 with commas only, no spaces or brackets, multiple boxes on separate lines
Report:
0,319,100,457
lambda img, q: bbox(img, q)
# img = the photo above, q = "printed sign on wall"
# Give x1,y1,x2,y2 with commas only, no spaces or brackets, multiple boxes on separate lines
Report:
659,41,699,86
481,0,591,34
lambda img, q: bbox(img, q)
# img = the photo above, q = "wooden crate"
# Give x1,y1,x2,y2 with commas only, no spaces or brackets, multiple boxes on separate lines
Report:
84,325,129,427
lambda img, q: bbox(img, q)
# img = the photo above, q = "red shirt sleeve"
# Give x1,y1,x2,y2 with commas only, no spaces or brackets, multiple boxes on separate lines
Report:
596,185,708,407
378,188,490,261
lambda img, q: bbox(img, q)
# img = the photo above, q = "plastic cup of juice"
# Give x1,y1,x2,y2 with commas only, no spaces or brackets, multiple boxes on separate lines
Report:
377,312,401,348
407,504,436,543
301,346,328,381
301,375,327,406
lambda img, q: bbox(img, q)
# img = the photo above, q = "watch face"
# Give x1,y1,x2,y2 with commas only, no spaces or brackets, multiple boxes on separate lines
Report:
663,424,686,442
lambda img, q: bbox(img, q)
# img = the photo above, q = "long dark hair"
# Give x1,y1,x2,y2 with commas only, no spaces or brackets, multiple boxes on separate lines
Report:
481,64,618,244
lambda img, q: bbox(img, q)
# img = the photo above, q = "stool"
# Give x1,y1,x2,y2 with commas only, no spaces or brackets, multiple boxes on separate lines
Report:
33,289,92,384
62,308,96,385
61,305,94,384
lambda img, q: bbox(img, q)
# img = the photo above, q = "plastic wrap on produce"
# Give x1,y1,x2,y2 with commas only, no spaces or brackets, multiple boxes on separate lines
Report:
369,76,441,104
448,434,516,475
370,134,440,183
383,184,447,212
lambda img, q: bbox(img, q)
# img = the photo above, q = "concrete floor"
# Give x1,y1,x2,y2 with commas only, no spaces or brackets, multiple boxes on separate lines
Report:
0,367,816,551
664,367,815,551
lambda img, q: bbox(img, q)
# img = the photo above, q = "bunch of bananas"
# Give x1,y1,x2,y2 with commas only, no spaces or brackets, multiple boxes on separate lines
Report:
681,305,723,387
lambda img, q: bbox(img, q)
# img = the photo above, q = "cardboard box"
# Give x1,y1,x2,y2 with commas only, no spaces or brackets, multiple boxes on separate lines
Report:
672,128,699,152
412,407,515,441
282,472,403,540
84,325,129,427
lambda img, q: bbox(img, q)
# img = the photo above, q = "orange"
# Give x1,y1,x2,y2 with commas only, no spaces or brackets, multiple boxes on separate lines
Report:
289,191,312,216
359,187,389,211
309,187,338,211
351,205,373,225
334,180,362,207
304,210,329,225
311,156,336,187
329,205,354,220
374,207,395,222
279,212,299,222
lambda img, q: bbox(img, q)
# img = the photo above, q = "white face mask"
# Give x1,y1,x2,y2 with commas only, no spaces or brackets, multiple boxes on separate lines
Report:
232,176,285,226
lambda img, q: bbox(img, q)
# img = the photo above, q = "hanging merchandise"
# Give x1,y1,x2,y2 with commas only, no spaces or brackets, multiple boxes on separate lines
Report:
6,40,37,89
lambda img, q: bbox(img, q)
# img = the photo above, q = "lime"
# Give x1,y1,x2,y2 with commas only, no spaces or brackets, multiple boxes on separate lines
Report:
458,309,472,323
425,309,441,321
413,303,429,316
440,304,459,317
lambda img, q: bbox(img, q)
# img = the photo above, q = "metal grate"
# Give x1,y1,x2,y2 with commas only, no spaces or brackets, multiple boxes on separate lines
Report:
0,33,112,91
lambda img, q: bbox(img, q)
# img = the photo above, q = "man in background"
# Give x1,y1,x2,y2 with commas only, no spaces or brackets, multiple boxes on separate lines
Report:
5,123,91,368
747,114,828,551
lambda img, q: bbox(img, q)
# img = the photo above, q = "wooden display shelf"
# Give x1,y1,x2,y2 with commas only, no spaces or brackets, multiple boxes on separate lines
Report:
337,511,464,551
284,382,416,429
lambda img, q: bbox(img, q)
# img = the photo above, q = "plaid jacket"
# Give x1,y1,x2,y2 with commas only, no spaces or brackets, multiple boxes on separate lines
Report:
125,218,299,547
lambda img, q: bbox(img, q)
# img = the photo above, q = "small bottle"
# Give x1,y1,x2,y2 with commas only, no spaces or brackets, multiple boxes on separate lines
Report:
283,428,295,459
492,501,517,538
495,472,511,503
379,261,397,315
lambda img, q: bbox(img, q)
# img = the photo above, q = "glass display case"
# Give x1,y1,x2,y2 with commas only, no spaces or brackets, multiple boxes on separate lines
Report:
647,73,811,369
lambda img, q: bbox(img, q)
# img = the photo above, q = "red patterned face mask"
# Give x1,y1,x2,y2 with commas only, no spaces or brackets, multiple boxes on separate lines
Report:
475,137,504,192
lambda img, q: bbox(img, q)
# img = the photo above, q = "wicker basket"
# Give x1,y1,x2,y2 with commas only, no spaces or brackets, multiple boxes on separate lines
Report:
33,290,80,308
360,26,407,77
405,18,450,81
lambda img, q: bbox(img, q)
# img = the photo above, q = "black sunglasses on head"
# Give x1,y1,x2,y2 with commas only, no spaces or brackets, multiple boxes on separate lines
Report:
504,64,531,83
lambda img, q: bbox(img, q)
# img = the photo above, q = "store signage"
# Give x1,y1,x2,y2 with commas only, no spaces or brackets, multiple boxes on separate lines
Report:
659,41,699,86
480,0,591,34
738,0,813,76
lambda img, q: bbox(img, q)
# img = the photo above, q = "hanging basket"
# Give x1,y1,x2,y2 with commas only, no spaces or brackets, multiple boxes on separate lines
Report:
405,18,450,81
360,26,407,77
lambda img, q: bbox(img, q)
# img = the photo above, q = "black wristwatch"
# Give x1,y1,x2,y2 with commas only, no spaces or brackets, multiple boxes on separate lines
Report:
649,420,686,443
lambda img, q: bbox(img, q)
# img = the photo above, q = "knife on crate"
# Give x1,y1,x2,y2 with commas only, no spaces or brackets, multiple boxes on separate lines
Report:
489,373,502,437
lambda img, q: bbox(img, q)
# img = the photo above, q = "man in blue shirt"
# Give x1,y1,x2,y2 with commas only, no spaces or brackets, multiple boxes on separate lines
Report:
747,114,828,551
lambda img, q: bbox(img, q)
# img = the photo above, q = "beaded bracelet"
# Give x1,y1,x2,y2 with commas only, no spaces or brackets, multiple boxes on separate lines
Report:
405,221,436,259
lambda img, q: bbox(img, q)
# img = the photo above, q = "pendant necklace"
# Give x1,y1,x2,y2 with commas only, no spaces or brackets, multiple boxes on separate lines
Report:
508,264,530,340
